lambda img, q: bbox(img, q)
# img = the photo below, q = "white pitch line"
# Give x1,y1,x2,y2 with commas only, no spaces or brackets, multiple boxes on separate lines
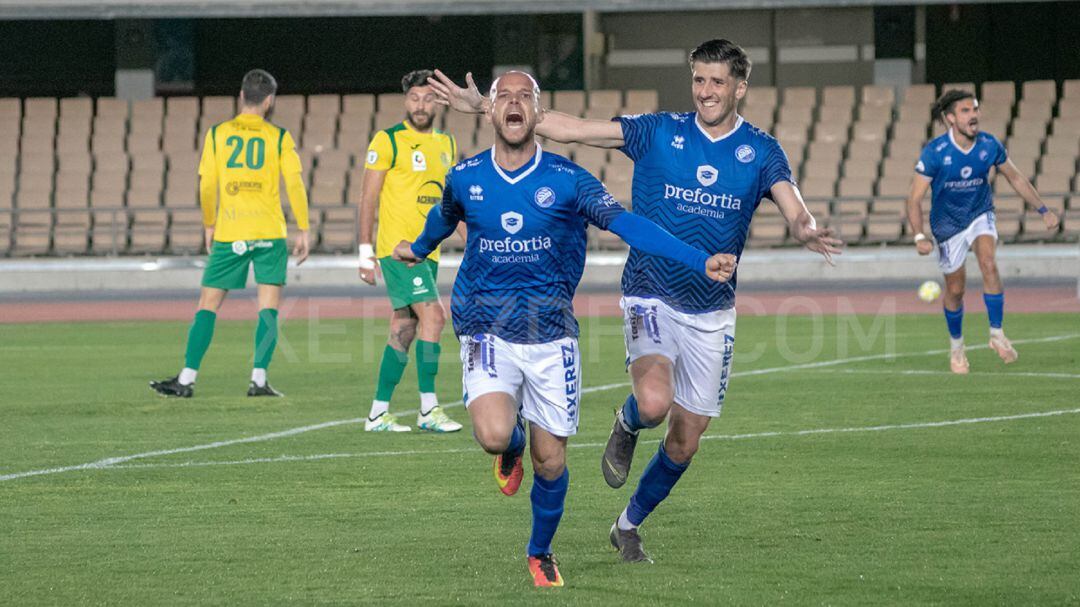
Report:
97,406,1080,472
3,333,1077,483
810,368,1080,380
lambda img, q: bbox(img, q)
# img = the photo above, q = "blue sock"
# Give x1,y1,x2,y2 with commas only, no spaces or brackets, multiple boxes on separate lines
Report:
505,419,526,457
943,305,964,339
528,468,569,556
983,292,1004,329
621,394,659,432
626,442,689,527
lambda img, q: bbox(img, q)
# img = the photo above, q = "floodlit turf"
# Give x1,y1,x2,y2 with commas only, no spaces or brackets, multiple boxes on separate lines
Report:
1,312,1078,605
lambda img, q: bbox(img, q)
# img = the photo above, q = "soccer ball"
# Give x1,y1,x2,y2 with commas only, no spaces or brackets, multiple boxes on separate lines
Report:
918,280,942,303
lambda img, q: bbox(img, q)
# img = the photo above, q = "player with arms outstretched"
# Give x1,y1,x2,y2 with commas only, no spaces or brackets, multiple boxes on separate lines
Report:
150,69,310,398
394,71,736,586
428,39,841,563
906,90,1059,374
357,70,462,433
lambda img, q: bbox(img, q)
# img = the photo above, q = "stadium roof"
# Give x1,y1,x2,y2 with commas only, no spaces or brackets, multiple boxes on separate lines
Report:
0,0,1048,19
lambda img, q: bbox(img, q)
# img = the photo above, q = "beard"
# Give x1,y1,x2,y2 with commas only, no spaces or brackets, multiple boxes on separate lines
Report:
409,111,433,130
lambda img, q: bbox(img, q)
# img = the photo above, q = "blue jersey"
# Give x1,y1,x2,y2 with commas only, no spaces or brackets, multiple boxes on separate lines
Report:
434,146,626,344
616,113,793,313
916,130,1008,241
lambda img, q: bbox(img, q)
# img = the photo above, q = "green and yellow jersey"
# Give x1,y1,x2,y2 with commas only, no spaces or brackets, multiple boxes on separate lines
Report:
365,120,456,262
198,113,310,242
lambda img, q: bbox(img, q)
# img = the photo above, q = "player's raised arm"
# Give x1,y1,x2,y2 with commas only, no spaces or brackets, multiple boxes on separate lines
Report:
280,130,310,266
428,69,625,149
906,174,934,255
996,158,1060,230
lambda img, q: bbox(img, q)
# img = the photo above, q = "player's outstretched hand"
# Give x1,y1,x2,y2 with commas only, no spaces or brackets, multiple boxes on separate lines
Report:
1043,209,1060,231
392,240,424,267
427,69,487,114
292,230,311,266
800,225,844,265
915,239,934,256
704,253,738,283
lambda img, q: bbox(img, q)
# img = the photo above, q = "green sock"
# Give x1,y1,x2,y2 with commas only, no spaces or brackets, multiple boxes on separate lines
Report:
375,344,410,402
254,308,279,370
416,340,441,394
184,310,217,370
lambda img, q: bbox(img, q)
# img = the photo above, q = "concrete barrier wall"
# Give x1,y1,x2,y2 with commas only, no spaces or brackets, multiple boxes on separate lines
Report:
2,244,1077,294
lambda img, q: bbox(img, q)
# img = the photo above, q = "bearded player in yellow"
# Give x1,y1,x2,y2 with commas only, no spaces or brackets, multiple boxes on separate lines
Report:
150,69,310,398
357,70,461,433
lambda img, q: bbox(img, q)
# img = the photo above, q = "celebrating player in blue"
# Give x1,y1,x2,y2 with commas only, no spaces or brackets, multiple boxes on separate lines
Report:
393,71,737,587
428,39,842,564
906,90,1060,374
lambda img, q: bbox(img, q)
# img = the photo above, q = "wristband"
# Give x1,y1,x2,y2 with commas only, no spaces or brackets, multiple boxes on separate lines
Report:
358,243,375,270
913,233,928,243
1037,205,1049,215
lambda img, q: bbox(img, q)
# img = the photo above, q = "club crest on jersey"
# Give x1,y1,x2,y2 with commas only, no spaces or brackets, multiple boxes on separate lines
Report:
979,150,988,161
671,135,685,150
501,212,523,234
735,145,755,163
411,151,427,172
534,186,556,208
960,166,973,179
696,165,718,187
469,185,484,201
441,152,451,167
366,150,378,165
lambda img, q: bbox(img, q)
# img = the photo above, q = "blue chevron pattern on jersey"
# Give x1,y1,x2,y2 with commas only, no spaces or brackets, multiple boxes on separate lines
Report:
915,130,1008,241
438,145,625,344
615,112,793,313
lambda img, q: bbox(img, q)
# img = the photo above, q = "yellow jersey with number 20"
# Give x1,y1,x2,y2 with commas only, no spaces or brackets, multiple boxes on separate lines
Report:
199,113,310,242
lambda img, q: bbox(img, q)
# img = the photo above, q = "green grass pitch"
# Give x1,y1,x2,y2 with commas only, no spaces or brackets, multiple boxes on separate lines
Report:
1,312,1078,605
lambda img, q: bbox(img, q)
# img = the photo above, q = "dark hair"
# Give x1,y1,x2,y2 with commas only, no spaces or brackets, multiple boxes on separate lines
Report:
402,69,435,93
689,39,751,80
932,89,975,123
241,69,278,106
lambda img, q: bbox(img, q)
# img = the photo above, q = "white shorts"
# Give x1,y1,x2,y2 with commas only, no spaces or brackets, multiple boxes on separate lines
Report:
621,296,736,418
459,334,581,437
937,211,997,274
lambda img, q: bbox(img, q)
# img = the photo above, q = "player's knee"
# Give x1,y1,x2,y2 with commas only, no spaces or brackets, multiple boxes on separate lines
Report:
636,389,673,425
978,258,998,277
530,451,566,480
389,318,418,349
945,281,965,299
473,426,511,454
664,436,699,464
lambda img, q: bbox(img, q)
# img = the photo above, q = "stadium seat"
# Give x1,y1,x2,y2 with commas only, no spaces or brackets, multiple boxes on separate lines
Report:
843,158,879,179
864,213,902,243
799,176,835,199
833,199,869,219
588,89,621,111
748,217,786,247
1022,80,1056,101
828,213,865,242
876,176,911,198
623,90,658,113
376,93,404,113
995,213,1021,242
838,177,874,199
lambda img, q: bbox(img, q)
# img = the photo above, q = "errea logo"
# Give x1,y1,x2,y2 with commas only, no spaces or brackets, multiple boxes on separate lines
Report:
469,185,484,201
671,135,685,150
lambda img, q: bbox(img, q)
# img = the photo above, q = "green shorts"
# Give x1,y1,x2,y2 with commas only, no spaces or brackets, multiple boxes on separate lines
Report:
201,239,287,290
381,256,439,310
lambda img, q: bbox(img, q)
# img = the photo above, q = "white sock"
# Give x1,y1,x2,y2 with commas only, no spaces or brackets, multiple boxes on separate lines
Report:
617,508,637,531
178,368,197,385
989,327,1004,338
420,393,439,415
949,336,964,351
251,368,267,387
369,400,389,420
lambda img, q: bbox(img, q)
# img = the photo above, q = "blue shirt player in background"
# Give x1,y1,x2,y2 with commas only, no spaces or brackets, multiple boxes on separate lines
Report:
394,71,737,587
906,90,1059,374
428,39,843,564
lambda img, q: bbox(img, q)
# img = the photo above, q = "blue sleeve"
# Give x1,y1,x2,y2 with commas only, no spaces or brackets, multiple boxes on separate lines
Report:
574,169,626,229
608,213,710,275
915,144,938,179
992,135,1008,166
411,173,462,258
759,138,795,201
614,113,664,162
